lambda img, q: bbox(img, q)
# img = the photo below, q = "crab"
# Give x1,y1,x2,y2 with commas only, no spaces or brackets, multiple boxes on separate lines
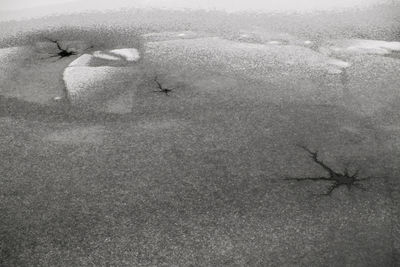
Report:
285,145,371,195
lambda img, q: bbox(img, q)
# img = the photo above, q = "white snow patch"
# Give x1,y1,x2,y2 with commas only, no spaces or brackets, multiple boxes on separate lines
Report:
304,40,313,45
353,39,400,51
321,39,400,56
268,41,281,45
93,51,121,61
109,48,140,62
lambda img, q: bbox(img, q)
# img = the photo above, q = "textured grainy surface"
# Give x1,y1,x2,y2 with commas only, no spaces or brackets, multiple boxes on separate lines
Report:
1,7,400,267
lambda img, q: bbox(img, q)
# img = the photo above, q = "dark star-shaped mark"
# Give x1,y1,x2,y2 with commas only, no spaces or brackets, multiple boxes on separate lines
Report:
285,145,371,196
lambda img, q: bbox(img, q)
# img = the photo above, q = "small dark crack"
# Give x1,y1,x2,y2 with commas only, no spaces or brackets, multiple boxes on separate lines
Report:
153,76,173,96
285,145,372,196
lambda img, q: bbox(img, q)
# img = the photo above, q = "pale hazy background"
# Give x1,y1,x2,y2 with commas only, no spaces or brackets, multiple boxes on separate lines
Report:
0,0,391,16
0,0,388,11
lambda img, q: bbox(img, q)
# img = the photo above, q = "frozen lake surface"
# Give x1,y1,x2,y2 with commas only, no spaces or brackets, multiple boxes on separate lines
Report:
1,29,400,266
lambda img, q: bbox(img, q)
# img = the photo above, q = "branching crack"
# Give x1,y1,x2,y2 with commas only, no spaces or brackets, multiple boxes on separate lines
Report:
43,38,93,60
285,145,372,196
